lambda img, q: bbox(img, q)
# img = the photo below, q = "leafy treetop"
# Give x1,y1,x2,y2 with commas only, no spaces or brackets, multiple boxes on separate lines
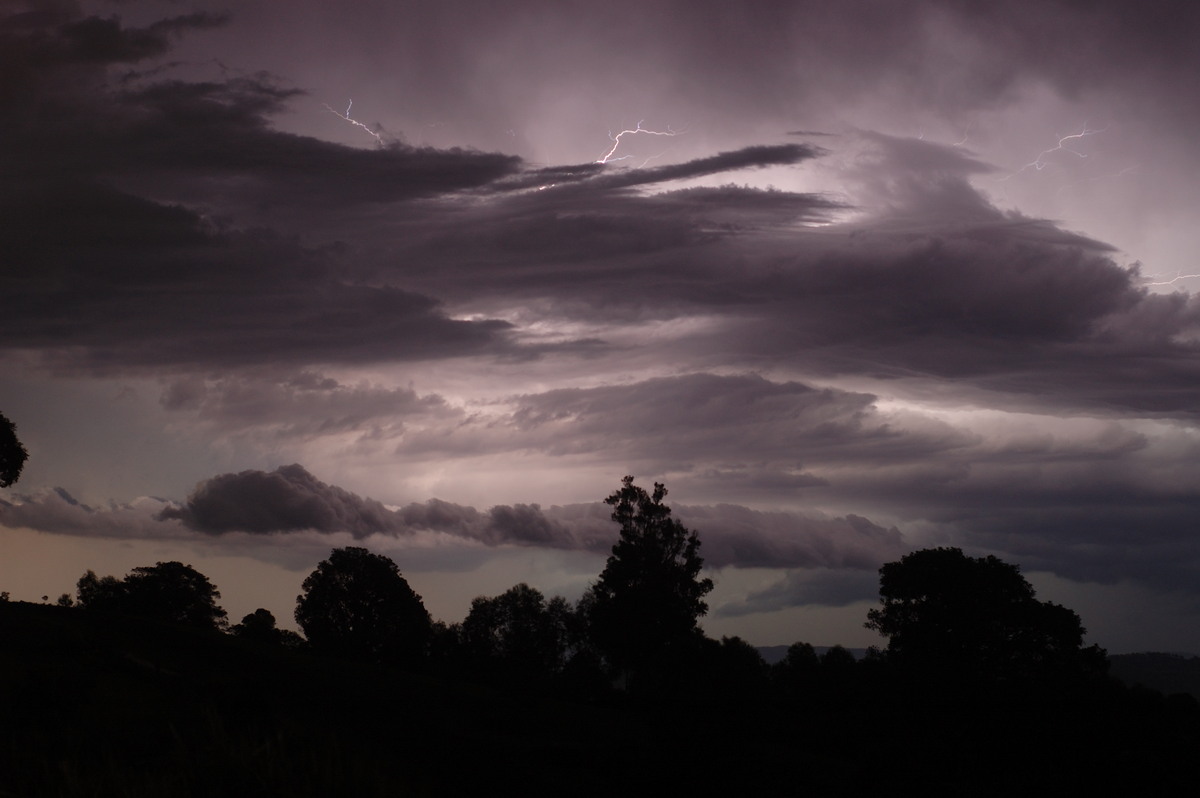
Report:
865,547,1106,680
0,411,29,488
295,546,431,665
586,476,713,677
76,561,228,631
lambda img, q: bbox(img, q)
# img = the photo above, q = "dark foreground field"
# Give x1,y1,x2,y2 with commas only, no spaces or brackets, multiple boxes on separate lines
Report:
2,601,1198,797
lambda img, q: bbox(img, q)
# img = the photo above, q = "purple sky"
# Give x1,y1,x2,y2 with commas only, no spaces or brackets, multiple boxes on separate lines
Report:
3,0,1199,652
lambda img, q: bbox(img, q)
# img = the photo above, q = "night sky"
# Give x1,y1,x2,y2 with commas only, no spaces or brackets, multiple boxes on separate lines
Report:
3,0,1199,653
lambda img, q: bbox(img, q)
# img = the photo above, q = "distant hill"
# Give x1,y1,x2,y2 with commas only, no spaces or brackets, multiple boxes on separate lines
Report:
1109,652,1200,699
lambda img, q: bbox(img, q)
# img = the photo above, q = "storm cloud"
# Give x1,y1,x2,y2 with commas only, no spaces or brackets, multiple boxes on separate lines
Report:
3,1,1200,653
0,463,905,571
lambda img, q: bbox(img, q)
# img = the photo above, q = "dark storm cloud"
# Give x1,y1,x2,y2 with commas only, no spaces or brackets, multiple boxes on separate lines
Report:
160,464,907,569
0,8,844,375
158,463,400,536
0,8,531,372
157,371,458,439
1,8,226,66
386,182,840,313
1,10,520,202
483,503,576,547
156,460,408,535
133,363,1200,596
5,0,1200,637
675,505,904,571
155,464,598,544
0,488,184,540
115,76,519,204
715,568,882,618
272,372,971,483
0,189,511,370
156,464,594,545
842,449,1200,592
401,128,1200,419
506,373,972,471
583,144,823,192
490,144,822,194
0,462,904,569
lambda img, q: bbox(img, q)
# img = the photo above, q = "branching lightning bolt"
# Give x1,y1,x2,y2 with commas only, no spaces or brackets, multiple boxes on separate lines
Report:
595,120,682,164
999,123,1107,181
323,98,384,146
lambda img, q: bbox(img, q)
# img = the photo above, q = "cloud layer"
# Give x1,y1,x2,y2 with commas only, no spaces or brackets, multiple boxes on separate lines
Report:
142,464,904,571
2,3,1199,648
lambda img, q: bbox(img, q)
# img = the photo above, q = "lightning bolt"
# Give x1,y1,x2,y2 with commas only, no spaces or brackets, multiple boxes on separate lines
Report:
1145,272,1200,287
595,120,682,164
323,98,385,146
999,123,1107,181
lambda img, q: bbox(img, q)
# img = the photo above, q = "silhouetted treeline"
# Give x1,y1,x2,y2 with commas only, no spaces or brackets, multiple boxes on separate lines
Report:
3,597,1198,798
75,561,228,630
5,477,1200,794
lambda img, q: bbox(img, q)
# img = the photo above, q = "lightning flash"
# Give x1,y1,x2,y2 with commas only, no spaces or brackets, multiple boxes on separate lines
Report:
324,99,384,146
1146,272,1200,287
596,120,682,164
1000,123,1106,180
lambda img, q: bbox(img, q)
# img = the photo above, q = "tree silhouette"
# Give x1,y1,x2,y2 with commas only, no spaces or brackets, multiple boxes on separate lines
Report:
820,644,857,672
771,641,821,697
585,476,713,683
75,561,228,631
460,583,572,682
696,635,770,699
232,608,305,647
0,411,29,487
295,546,431,665
782,641,820,672
865,547,1106,680
75,570,125,612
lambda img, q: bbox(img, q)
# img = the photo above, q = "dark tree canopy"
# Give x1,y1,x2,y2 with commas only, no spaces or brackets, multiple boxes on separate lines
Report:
461,583,573,680
232,608,305,648
0,411,29,488
234,607,278,638
586,476,713,678
295,546,431,664
700,635,770,697
75,570,124,612
865,547,1106,679
75,561,228,631
782,641,820,673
